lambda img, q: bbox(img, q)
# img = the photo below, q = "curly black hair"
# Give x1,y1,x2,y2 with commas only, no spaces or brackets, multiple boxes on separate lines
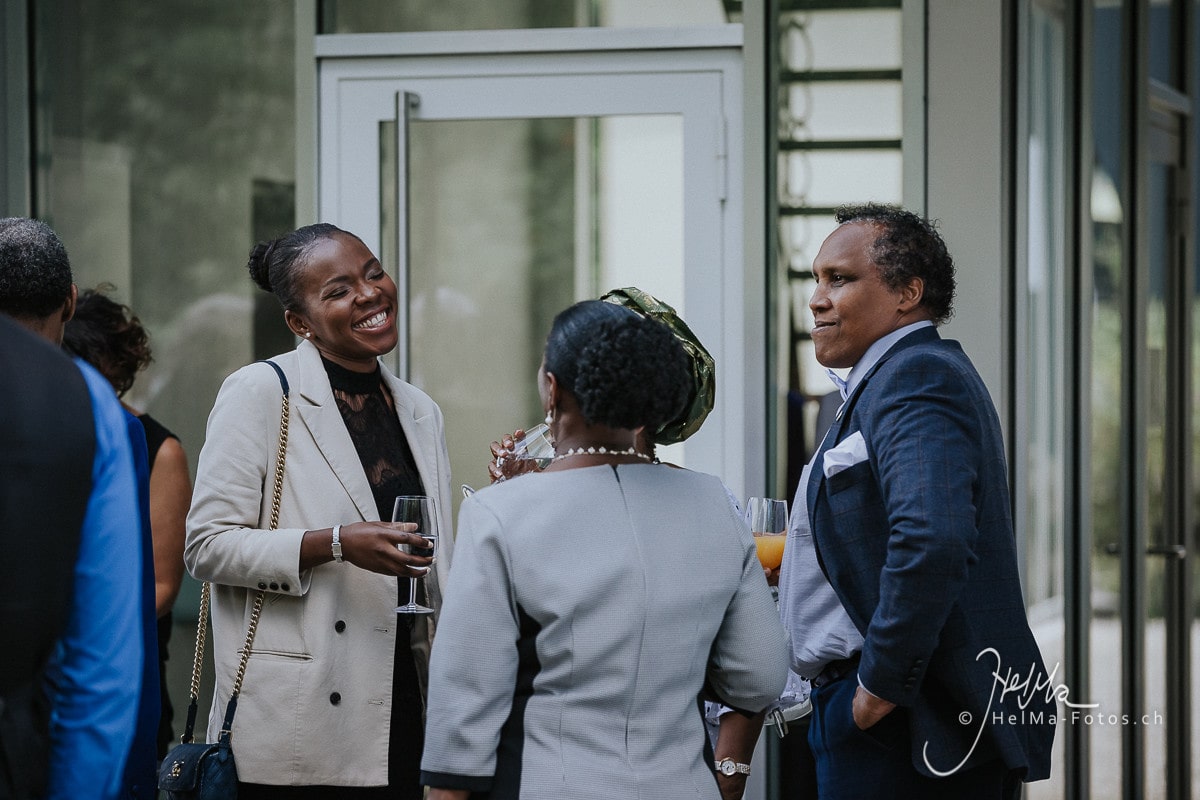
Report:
247,223,362,311
0,217,73,319
62,286,152,397
835,203,956,324
544,300,690,432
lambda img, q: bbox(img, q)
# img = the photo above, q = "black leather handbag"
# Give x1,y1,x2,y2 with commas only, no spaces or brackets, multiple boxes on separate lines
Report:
158,361,291,800
157,696,238,799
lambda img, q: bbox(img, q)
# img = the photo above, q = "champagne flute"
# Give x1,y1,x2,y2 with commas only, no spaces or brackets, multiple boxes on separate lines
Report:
744,497,788,570
393,495,438,615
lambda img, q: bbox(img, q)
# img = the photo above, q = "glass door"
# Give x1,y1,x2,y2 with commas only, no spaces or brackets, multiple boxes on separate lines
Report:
1141,106,1189,800
316,27,755,514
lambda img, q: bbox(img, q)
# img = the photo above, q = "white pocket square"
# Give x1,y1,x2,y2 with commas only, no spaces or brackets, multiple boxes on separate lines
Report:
823,431,868,478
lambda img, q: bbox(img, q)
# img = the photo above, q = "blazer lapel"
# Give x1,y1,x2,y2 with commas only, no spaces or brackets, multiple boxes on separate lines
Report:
379,367,440,504
807,326,941,528
292,342,380,522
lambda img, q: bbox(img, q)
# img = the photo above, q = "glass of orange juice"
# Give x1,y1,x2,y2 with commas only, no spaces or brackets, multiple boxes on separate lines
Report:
744,497,787,570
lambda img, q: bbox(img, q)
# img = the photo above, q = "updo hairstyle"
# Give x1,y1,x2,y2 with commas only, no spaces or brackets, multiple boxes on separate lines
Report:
62,285,152,397
247,223,356,311
543,300,690,432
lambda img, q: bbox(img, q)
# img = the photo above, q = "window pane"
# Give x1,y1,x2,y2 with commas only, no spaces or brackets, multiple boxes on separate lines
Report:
782,9,902,72
1088,2,1126,797
782,150,902,208
320,0,728,34
783,82,903,142
390,115,685,496
34,0,296,500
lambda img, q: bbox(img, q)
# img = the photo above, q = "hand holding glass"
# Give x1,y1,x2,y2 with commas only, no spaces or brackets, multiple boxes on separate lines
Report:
744,497,788,570
393,495,438,615
510,423,556,468
493,422,556,482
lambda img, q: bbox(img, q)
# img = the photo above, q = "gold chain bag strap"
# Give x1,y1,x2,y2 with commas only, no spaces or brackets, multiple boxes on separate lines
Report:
159,360,290,799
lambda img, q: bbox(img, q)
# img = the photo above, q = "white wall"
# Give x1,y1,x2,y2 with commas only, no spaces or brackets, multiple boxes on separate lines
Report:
919,0,1009,421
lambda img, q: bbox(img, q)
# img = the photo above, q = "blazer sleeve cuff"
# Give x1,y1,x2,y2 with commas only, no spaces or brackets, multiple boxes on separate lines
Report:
858,649,922,707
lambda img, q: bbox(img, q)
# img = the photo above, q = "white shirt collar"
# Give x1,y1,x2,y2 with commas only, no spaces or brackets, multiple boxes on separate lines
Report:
834,320,935,399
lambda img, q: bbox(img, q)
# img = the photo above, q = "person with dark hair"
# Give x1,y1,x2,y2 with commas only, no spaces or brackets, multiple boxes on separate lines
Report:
420,300,789,800
725,204,1054,799
0,217,143,800
486,286,717,480
0,217,75,338
185,222,453,798
62,286,192,759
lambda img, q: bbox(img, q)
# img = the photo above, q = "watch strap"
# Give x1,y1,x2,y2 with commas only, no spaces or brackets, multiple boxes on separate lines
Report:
714,758,751,776
331,524,344,563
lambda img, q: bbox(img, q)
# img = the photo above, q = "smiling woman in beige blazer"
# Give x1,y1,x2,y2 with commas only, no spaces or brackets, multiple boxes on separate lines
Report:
185,223,453,800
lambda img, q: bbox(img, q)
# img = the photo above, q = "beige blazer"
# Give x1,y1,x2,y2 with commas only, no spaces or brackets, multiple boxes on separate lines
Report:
184,340,453,787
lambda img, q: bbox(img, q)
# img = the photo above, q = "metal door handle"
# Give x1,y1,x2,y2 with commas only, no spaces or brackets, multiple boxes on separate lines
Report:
1145,544,1187,560
1101,544,1187,558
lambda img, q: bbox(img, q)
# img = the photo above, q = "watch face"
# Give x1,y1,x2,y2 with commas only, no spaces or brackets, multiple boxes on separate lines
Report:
720,760,736,776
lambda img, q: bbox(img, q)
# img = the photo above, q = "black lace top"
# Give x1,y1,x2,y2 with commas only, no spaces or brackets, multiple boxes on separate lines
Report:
322,357,424,520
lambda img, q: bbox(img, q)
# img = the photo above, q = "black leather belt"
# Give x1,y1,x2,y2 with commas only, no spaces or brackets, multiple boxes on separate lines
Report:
810,652,861,688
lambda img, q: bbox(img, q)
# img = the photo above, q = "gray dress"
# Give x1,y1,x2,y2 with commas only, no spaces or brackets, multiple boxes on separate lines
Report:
421,463,789,799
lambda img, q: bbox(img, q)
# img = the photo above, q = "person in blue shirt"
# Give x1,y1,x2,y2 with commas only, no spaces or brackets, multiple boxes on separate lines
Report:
0,216,145,799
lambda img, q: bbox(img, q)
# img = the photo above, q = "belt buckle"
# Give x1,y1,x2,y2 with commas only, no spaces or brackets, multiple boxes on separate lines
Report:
764,698,812,738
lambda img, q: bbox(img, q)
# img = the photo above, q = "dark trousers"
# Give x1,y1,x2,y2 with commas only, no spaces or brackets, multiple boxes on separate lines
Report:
808,671,1021,800
779,714,819,800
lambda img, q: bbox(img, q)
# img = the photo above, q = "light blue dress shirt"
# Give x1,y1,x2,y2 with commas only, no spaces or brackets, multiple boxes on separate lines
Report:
778,321,934,682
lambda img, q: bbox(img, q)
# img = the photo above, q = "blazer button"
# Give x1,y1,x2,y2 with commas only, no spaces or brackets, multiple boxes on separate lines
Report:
281,582,290,592
269,582,280,590
257,582,267,590
335,620,346,633
329,692,341,705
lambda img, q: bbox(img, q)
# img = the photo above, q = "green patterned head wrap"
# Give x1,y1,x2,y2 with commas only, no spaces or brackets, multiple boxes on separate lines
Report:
600,287,716,445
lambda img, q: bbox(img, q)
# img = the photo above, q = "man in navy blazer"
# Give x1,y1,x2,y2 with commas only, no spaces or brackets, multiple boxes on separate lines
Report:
775,205,1054,799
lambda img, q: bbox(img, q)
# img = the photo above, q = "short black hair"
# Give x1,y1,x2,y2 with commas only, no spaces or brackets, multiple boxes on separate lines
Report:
544,300,690,431
247,223,360,311
0,217,73,319
835,203,956,324
62,286,152,397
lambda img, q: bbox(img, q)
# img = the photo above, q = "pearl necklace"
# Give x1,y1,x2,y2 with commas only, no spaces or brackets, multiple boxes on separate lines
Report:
553,445,653,463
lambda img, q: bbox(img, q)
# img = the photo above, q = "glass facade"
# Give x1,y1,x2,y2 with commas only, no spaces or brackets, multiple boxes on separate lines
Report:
319,0,730,33
1022,5,1068,797
1089,4,1127,796
33,0,298,484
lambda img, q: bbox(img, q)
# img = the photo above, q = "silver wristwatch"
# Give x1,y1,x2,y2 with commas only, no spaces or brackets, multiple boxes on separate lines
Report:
714,758,751,777
331,524,344,563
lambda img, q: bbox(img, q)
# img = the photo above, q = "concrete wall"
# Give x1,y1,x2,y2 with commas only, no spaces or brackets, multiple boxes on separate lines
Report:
918,0,1010,422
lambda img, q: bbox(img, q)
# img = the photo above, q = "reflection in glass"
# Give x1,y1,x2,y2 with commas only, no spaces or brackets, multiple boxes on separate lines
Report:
381,115,684,508
320,0,728,34
1147,0,1181,87
781,9,901,71
1143,161,1171,800
1021,6,1066,796
781,150,902,209
1088,3,1125,796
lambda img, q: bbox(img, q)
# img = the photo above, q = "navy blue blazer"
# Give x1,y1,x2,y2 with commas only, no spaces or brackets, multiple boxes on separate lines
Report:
808,326,1054,781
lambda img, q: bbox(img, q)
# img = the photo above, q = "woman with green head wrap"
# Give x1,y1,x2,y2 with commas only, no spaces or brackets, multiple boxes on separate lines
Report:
487,287,716,481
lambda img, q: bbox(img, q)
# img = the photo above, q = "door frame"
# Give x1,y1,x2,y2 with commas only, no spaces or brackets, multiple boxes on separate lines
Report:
313,25,763,498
